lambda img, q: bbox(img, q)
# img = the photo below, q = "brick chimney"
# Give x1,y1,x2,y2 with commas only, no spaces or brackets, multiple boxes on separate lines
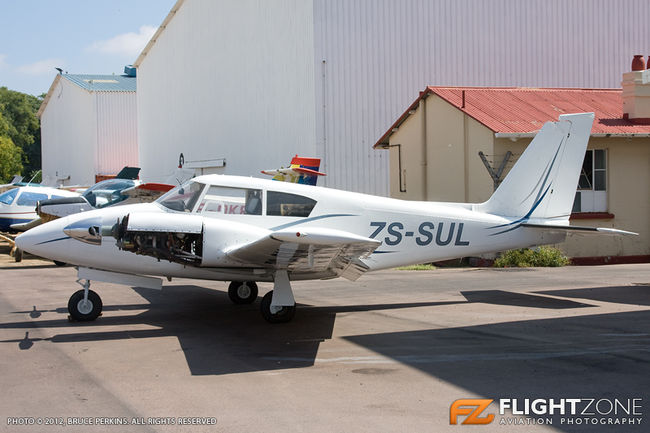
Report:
622,55,650,121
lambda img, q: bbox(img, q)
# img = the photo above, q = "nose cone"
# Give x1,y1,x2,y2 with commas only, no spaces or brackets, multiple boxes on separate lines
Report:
14,218,69,260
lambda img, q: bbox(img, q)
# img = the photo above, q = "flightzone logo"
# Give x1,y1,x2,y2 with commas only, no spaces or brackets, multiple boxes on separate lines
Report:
450,398,643,427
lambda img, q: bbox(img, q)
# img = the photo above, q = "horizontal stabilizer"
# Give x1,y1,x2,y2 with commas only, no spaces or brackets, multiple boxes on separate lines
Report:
522,223,638,236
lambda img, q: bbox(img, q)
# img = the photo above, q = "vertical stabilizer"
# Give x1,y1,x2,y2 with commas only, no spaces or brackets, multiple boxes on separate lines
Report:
479,113,594,221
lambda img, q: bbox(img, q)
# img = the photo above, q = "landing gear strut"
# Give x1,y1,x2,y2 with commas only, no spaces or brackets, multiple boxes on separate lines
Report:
260,270,296,323
228,281,258,304
260,291,296,323
68,279,103,321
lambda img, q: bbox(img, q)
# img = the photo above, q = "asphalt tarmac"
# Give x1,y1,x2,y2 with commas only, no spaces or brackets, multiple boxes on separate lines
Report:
1,246,649,432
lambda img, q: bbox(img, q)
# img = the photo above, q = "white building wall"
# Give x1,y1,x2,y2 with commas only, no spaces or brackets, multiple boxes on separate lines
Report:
95,92,138,175
137,0,316,183
312,0,650,195
137,0,650,195
40,78,96,186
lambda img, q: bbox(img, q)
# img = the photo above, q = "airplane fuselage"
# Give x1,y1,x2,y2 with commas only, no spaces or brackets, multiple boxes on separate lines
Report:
17,175,564,282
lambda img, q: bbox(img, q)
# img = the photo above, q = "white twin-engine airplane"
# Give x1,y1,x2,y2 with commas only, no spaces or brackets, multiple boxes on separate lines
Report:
16,113,636,323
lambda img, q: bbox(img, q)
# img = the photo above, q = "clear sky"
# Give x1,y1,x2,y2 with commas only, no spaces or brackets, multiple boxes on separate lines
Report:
0,0,177,96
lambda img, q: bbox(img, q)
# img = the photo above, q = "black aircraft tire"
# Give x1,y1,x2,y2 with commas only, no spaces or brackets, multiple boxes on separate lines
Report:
260,291,296,323
53,260,67,267
68,289,103,322
228,281,258,304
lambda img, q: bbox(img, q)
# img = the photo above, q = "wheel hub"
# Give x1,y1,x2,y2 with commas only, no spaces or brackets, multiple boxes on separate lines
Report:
77,299,93,315
237,283,251,299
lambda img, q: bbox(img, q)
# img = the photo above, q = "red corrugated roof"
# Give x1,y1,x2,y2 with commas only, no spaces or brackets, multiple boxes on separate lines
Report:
374,86,650,148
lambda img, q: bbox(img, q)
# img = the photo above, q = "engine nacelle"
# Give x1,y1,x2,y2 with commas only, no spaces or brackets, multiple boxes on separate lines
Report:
114,212,203,266
113,212,268,267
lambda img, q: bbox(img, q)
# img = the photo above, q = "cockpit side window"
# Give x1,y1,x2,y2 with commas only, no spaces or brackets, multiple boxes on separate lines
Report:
197,186,262,215
266,191,316,217
158,181,206,212
82,179,136,208
16,192,48,207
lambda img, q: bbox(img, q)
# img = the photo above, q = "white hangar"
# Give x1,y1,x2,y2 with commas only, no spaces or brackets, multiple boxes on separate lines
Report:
38,72,138,186
135,0,650,195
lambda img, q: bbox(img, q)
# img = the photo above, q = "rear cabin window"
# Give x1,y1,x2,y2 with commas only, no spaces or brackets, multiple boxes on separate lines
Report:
267,191,316,217
198,186,262,215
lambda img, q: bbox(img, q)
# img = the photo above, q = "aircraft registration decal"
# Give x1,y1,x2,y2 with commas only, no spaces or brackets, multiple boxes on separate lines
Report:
369,221,470,247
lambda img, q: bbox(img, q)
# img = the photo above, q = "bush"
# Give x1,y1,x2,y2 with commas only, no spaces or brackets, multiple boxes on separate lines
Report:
493,246,570,268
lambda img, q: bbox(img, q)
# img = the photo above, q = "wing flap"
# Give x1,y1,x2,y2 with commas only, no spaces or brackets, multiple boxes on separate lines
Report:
226,227,380,278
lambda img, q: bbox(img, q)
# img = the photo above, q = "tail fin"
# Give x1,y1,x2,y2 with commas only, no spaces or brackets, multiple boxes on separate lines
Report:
479,112,594,221
261,155,326,186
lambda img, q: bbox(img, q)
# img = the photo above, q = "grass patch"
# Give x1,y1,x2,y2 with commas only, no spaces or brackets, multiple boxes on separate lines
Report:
396,263,436,271
493,246,570,268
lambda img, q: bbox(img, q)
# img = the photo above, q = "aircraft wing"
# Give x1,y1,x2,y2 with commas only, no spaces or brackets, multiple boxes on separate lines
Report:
226,228,381,281
10,217,43,232
522,223,638,236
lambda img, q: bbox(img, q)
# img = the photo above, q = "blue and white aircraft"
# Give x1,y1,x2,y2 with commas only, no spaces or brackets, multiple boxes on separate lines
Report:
15,113,636,323
0,185,78,232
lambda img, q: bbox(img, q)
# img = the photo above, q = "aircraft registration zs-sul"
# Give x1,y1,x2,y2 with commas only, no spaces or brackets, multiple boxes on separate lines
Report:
16,113,636,323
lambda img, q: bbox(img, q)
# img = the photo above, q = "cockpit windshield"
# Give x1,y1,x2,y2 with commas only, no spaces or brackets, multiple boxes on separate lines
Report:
157,180,206,212
82,179,136,208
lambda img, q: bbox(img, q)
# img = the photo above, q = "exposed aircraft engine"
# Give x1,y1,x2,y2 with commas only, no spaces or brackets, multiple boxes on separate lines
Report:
114,213,203,266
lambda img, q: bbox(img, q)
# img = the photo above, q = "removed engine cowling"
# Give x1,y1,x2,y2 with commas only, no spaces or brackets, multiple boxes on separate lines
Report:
38,196,92,221
114,213,204,266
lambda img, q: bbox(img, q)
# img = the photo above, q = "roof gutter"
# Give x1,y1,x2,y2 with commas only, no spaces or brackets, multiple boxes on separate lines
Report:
134,0,185,68
494,132,537,139
373,88,434,149
495,132,650,139
37,74,62,118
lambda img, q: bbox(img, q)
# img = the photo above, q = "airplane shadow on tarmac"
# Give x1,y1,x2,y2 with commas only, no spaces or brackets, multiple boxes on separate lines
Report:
345,285,650,433
1,284,646,389
1,284,464,376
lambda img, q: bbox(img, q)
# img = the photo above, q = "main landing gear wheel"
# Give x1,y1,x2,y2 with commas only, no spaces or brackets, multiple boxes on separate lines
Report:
260,291,296,323
68,289,103,321
228,281,258,304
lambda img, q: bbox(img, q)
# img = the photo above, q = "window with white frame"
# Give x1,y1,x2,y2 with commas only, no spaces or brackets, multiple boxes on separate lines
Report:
572,149,607,213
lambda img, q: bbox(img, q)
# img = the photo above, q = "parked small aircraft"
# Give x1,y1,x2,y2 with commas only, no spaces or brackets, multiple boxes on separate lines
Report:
15,113,636,323
0,186,79,232
12,167,173,231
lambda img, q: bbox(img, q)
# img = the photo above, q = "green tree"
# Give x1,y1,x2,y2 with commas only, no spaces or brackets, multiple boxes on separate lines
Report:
0,87,42,177
0,110,9,136
0,135,23,183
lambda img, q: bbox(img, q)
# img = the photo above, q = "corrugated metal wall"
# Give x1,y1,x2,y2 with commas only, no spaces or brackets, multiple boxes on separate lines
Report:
137,0,317,184
40,78,97,186
137,0,650,195
95,92,138,175
313,0,650,195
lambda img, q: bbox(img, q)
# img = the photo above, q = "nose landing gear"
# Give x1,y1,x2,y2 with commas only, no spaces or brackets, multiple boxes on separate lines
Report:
68,279,103,321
